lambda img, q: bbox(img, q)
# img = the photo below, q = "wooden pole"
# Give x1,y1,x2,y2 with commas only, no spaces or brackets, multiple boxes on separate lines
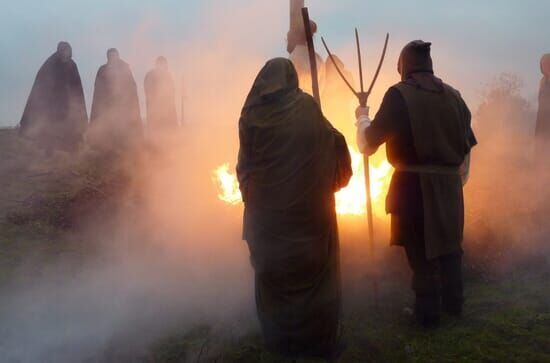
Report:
355,29,379,309
301,7,321,106
321,29,389,309
363,156,379,308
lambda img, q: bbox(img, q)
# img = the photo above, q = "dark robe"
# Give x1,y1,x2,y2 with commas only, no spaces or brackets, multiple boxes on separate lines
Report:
89,59,142,148
368,40,477,260
535,77,550,161
19,53,87,151
365,41,477,323
366,78,476,322
144,68,178,130
237,58,352,359
367,80,476,259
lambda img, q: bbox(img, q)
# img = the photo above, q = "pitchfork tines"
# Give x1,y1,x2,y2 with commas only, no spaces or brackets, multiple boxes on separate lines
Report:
322,29,389,107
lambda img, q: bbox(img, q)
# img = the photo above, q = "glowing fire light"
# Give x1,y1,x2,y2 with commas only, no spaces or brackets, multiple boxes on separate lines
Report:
213,163,242,205
213,148,393,217
335,148,393,216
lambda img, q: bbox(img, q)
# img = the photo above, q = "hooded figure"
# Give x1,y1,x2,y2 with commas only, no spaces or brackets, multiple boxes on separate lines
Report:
237,58,352,360
19,42,88,152
144,56,178,131
89,48,142,149
355,41,477,327
323,55,356,139
536,54,550,162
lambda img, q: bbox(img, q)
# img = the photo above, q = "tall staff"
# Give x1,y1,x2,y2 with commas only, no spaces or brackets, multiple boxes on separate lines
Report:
322,30,390,308
301,7,321,106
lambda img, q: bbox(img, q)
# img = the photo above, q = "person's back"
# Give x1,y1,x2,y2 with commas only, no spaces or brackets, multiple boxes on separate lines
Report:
90,49,140,126
356,40,477,327
144,56,178,131
536,54,550,162
237,58,351,361
88,48,142,151
394,82,471,167
19,41,87,152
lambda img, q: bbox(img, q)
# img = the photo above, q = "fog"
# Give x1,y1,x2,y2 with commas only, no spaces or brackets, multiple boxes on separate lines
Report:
0,1,548,362
1,0,548,126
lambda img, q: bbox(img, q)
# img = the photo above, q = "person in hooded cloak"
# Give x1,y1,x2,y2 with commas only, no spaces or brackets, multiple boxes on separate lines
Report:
323,55,357,139
88,48,142,149
144,56,178,132
19,41,88,153
536,54,550,164
237,58,352,360
355,41,477,327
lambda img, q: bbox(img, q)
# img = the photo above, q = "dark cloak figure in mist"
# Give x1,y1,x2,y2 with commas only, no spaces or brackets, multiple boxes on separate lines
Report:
237,58,352,360
19,42,88,152
357,41,477,327
536,54,550,162
88,48,142,149
144,56,178,131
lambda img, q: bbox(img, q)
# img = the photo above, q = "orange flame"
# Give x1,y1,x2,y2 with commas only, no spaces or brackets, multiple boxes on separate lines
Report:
335,148,393,216
212,163,242,205
213,147,393,217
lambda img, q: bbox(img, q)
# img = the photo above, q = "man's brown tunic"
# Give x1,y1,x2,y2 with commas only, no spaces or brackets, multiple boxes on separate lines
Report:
366,80,476,259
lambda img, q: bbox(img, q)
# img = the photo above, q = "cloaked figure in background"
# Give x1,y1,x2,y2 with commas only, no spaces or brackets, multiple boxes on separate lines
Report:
88,48,142,151
237,58,352,361
356,41,477,327
323,55,357,139
536,54,550,164
19,42,88,153
144,56,178,132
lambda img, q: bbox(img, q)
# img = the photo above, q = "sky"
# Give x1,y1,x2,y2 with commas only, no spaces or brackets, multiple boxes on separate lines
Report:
0,0,547,127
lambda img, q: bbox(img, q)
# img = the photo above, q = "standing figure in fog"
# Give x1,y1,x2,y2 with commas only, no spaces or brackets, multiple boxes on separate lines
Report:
88,48,141,150
144,56,178,132
536,53,550,164
19,41,88,153
237,58,352,361
355,41,477,327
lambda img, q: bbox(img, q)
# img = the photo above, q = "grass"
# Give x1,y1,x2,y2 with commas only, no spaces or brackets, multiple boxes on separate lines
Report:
1,128,549,362
145,269,550,363
2,224,548,362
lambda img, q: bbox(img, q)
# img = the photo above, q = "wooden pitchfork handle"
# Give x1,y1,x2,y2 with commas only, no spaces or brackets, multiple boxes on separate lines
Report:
322,29,390,309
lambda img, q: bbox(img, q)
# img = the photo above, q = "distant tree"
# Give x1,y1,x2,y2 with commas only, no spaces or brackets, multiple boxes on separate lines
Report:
475,73,536,162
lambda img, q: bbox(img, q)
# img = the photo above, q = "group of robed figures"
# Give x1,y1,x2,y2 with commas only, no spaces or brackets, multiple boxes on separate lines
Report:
16,15,550,363
19,42,180,154
236,13,549,363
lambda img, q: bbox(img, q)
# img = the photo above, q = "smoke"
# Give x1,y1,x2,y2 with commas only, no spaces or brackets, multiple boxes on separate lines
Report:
0,131,257,361
0,5,282,361
1,4,549,362
463,73,550,274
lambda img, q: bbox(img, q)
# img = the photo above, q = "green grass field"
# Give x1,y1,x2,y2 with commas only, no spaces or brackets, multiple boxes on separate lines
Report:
1,128,549,363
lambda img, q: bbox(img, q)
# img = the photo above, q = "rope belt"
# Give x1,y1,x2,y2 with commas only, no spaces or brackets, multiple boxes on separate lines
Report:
395,164,460,175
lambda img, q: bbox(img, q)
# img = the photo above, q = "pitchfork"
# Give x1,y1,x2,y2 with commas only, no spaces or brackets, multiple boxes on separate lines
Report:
322,30,390,309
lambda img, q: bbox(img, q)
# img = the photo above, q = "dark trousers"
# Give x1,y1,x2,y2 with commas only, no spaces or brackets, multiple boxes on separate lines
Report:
404,240,464,317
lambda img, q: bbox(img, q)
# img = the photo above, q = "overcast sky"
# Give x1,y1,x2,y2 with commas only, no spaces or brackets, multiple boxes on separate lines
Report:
0,0,547,127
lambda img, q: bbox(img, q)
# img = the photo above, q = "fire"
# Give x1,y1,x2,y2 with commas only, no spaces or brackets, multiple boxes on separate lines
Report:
213,148,393,217
212,163,242,205
335,148,393,216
